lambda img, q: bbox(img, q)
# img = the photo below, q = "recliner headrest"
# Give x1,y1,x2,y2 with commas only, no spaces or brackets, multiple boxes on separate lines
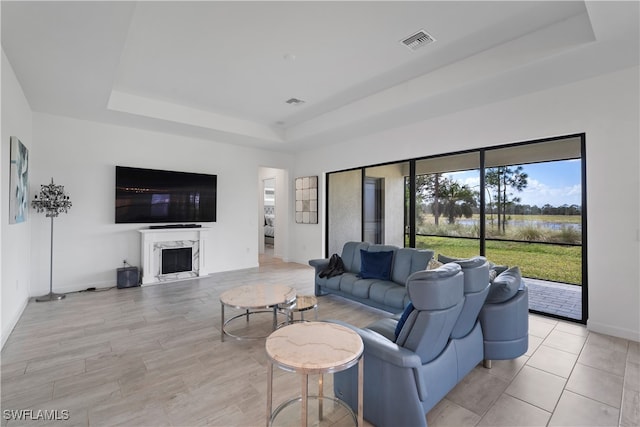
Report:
445,256,490,293
406,264,464,311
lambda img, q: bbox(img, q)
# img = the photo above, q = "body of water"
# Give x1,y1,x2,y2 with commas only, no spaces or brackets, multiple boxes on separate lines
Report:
457,218,581,231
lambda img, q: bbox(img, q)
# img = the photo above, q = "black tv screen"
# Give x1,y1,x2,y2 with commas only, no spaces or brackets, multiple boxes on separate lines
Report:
115,166,217,223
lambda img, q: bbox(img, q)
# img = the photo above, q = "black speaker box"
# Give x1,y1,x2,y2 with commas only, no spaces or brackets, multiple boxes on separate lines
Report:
117,266,139,288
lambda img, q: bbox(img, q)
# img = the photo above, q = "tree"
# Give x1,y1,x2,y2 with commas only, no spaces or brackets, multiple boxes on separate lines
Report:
415,173,444,225
415,173,479,226
486,166,528,232
439,180,477,224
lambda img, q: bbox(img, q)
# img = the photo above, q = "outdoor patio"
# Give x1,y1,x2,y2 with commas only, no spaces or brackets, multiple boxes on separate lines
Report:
525,277,582,321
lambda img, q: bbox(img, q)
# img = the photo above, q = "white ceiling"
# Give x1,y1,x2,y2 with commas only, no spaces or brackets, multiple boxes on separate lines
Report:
2,1,638,152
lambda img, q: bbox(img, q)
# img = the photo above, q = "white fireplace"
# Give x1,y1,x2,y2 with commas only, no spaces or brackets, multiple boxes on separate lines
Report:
139,228,211,285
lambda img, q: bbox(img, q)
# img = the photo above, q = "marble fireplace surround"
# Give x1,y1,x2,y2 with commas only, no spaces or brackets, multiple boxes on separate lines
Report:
139,228,211,285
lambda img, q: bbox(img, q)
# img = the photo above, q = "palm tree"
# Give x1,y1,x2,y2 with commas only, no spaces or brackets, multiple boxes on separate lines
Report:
439,181,477,224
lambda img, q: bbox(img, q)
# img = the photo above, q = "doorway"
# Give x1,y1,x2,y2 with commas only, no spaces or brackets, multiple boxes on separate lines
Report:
258,167,289,264
364,177,384,244
263,178,275,256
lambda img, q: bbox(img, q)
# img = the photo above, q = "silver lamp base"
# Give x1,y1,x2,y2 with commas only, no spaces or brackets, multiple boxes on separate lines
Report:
35,292,66,302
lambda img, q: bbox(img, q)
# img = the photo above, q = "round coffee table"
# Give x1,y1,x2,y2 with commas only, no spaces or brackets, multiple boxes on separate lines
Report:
220,284,296,341
266,322,364,427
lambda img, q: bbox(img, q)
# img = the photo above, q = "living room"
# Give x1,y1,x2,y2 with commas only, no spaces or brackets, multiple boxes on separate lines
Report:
1,1,639,426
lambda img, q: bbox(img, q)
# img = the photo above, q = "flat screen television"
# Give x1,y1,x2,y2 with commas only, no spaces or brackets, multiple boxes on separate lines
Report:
115,166,217,224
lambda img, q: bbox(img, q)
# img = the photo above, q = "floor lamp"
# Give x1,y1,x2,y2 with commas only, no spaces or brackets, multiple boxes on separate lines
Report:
31,178,72,302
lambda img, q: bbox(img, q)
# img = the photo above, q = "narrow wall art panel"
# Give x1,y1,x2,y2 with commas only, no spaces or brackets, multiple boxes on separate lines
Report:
9,136,29,224
295,176,318,224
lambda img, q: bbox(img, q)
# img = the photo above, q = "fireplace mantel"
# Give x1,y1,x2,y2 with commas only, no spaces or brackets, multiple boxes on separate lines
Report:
139,228,212,285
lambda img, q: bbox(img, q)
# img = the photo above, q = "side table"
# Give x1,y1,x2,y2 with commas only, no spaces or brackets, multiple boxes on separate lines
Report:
265,322,364,427
278,295,318,325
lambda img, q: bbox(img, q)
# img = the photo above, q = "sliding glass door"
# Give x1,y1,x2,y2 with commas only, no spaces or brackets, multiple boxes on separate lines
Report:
326,134,587,323
483,136,585,321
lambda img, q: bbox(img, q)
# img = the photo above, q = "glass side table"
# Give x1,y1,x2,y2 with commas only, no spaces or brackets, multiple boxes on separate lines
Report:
278,295,318,325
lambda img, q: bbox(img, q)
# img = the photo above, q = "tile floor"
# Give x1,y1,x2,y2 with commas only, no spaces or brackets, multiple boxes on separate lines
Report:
429,315,639,427
1,256,638,427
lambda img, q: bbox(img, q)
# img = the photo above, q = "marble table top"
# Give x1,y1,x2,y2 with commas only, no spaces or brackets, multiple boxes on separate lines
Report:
220,284,296,309
265,322,363,373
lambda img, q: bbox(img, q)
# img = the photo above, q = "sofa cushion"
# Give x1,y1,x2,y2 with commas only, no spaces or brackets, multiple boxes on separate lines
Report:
486,266,522,303
489,262,509,277
369,280,406,310
341,242,370,273
394,302,414,340
391,248,434,285
359,249,394,280
340,275,376,299
437,253,462,264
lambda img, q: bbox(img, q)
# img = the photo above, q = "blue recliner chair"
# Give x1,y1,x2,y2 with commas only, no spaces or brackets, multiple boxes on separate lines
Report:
448,256,491,380
480,278,529,367
333,263,466,427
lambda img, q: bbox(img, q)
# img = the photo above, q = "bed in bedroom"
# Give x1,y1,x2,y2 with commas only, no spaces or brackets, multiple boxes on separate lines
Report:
264,206,275,246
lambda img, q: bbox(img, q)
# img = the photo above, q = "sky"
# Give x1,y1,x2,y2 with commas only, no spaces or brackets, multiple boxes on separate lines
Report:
445,159,582,207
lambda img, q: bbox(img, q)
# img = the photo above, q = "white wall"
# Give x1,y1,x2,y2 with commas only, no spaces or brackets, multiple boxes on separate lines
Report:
292,66,640,342
1,51,33,347
28,113,293,295
327,169,361,256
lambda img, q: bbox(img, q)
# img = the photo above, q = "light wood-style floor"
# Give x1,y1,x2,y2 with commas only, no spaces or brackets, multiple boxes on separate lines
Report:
1,255,638,426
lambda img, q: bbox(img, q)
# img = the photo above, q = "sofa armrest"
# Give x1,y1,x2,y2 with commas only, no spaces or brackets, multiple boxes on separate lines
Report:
330,320,428,403
359,328,423,368
309,258,329,272
329,320,421,369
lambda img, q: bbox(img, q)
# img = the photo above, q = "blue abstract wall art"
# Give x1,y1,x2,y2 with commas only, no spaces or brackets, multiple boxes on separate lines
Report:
9,136,29,224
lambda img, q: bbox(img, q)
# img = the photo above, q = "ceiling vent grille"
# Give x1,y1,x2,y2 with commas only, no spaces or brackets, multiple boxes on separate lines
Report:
401,30,435,51
285,98,305,105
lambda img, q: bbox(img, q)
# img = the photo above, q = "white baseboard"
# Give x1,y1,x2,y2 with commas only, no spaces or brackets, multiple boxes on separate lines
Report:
1,296,29,350
35,280,117,295
587,320,640,342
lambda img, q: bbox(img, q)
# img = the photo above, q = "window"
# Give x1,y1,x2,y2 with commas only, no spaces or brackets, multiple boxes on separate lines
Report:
326,134,587,323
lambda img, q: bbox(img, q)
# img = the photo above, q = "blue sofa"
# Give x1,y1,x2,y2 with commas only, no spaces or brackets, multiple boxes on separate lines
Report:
331,256,529,427
308,242,434,313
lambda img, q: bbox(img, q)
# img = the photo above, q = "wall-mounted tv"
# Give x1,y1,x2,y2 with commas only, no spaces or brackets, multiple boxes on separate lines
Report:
115,166,217,224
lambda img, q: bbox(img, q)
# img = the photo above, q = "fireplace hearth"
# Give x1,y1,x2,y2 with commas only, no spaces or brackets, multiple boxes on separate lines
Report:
139,228,211,285
162,247,193,274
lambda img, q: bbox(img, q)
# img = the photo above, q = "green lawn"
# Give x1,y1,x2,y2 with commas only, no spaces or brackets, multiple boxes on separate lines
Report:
414,235,582,285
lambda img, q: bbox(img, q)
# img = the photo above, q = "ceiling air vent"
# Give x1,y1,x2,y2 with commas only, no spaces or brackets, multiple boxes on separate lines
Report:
401,30,435,51
285,98,305,106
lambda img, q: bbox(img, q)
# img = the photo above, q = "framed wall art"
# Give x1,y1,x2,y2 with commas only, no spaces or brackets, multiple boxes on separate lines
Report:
295,176,318,224
9,136,29,224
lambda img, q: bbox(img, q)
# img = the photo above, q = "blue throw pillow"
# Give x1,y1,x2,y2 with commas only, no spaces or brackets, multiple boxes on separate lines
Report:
359,249,394,280
394,302,414,340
